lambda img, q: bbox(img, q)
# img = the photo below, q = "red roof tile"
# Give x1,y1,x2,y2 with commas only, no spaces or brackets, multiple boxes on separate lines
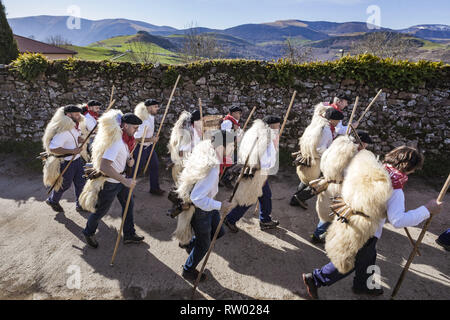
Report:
13,35,77,55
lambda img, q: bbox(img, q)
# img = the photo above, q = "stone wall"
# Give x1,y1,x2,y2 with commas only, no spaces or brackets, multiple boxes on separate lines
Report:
0,61,449,162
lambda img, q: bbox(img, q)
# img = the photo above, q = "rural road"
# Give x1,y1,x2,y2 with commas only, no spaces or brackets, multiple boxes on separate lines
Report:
0,155,448,300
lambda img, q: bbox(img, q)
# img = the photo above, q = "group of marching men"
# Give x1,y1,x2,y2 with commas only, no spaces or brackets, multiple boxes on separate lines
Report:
41,93,446,299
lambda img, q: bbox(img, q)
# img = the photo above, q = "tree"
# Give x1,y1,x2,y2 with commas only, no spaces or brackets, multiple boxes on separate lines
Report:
181,22,224,63
0,0,19,64
45,35,72,46
283,37,312,64
350,32,411,60
126,40,159,65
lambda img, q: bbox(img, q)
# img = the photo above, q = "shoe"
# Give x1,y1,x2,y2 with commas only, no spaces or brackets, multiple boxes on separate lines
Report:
83,233,99,249
260,220,280,230
179,243,193,255
352,286,384,296
436,238,450,251
224,218,239,233
149,189,166,196
182,267,207,282
302,273,319,300
76,206,90,214
310,234,325,244
123,234,145,244
290,195,308,210
46,199,64,213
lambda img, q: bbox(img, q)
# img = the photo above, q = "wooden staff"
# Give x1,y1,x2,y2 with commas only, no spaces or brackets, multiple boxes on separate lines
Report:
110,127,148,266
254,91,296,214
192,137,259,299
355,89,383,128
47,94,117,194
404,228,421,256
143,74,181,175
242,106,257,132
391,173,450,299
346,96,359,135
199,98,204,140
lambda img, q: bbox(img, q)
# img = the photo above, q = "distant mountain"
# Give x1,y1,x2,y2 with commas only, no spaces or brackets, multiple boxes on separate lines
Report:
399,25,450,41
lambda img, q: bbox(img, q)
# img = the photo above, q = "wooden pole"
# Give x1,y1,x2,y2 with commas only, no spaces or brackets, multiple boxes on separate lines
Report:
199,98,204,140
47,97,116,194
346,96,359,135
391,173,450,299
242,106,257,132
110,127,148,266
143,74,181,175
192,137,259,299
355,89,383,127
404,228,421,256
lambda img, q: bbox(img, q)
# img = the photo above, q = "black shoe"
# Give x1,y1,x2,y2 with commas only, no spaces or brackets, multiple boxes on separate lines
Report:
76,206,90,214
290,195,308,210
150,189,166,196
260,220,280,230
436,238,450,251
179,243,193,255
46,199,65,213
83,233,99,249
302,273,319,300
352,286,384,296
182,267,207,282
310,234,325,244
224,218,239,233
123,234,145,244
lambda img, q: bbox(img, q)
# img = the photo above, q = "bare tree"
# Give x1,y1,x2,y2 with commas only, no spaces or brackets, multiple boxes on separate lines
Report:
350,32,410,59
46,35,72,46
181,22,224,63
126,40,159,64
283,37,312,64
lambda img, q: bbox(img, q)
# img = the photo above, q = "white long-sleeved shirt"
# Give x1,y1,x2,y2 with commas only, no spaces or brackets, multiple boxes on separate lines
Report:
84,113,97,133
335,121,348,135
190,166,222,212
374,189,430,239
134,116,155,147
316,126,334,156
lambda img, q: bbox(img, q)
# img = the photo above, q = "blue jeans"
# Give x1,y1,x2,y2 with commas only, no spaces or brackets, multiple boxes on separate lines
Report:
313,221,331,238
133,144,160,191
48,158,86,208
83,181,136,237
183,208,225,271
312,237,378,290
226,180,272,224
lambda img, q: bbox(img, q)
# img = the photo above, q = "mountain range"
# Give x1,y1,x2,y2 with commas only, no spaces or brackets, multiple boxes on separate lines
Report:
8,16,450,62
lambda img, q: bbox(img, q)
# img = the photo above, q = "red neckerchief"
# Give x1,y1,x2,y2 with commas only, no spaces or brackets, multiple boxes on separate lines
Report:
384,164,409,190
220,156,233,175
330,124,336,139
84,109,99,120
331,103,342,112
122,130,136,153
224,114,241,128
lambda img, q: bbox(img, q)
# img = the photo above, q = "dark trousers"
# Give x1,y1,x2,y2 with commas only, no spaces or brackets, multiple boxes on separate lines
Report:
226,180,272,224
291,181,316,202
133,144,160,191
312,237,378,290
48,158,86,208
438,228,450,245
83,181,136,237
184,208,225,271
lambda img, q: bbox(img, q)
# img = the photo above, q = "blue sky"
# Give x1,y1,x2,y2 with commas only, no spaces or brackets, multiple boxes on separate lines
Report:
3,0,450,30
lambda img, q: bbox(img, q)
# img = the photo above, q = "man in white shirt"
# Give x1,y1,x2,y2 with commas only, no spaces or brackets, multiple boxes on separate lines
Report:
224,115,281,233
46,105,86,213
133,99,165,196
82,113,146,249
82,100,102,156
179,130,234,282
330,95,359,135
290,108,344,209
302,146,443,299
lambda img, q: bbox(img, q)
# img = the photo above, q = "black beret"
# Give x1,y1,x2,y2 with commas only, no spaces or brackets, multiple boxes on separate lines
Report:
121,113,143,125
324,108,344,120
63,105,83,114
191,110,201,123
87,100,102,107
263,115,281,125
336,94,352,102
144,99,160,107
230,106,242,113
357,131,373,144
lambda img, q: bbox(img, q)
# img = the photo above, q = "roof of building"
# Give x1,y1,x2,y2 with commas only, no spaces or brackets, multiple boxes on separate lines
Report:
13,35,77,55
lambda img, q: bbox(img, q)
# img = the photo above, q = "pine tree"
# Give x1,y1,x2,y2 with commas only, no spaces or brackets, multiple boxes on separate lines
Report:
0,0,19,64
